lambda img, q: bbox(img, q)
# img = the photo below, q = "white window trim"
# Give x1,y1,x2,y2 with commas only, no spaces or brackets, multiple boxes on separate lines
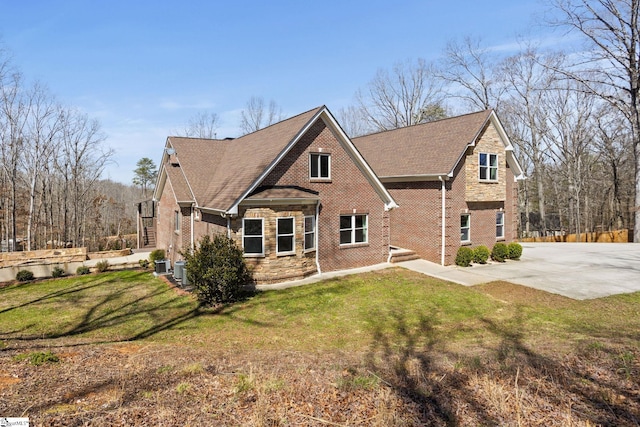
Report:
304,215,316,252
309,153,331,179
174,211,180,233
479,153,499,182
496,211,505,239
242,217,264,257
276,217,296,256
339,214,368,246
461,213,471,243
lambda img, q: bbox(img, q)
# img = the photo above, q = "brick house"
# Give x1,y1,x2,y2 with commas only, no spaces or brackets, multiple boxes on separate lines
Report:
150,106,397,283
352,110,525,265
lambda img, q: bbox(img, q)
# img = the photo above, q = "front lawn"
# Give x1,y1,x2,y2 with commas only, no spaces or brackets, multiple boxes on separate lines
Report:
0,268,638,426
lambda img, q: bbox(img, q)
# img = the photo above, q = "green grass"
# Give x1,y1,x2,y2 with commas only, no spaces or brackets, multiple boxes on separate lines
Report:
1,269,639,355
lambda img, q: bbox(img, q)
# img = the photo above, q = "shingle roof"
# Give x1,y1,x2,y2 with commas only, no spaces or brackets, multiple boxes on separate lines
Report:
164,106,323,211
245,187,320,201
352,110,493,177
165,161,194,203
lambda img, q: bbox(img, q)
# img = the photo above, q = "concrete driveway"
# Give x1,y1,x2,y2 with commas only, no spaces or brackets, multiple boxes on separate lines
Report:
399,242,640,300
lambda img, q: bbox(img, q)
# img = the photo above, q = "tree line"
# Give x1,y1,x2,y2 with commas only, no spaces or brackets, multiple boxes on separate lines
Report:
178,1,639,242
335,0,638,241
0,47,138,252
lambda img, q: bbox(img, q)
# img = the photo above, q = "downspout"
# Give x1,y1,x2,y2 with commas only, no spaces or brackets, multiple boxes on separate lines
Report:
136,204,140,250
190,204,195,249
226,216,231,239
439,176,446,266
315,201,321,275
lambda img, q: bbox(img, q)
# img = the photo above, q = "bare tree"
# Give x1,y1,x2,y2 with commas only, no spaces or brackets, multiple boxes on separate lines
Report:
183,111,219,139
437,36,506,111
22,82,61,250
57,108,112,247
499,47,562,235
355,58,444,131
550,0,640,241
0,70,28,250
240,96,285,135
335,105,373,137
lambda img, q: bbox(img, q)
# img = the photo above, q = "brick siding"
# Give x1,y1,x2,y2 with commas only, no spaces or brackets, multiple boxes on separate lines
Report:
260,117,390,274
386,122,518,265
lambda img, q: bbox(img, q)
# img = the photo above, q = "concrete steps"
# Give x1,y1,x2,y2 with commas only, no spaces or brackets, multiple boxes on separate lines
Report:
389,247,420,263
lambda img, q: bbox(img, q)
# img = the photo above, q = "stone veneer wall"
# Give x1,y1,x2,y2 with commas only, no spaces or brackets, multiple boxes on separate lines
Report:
234,205,318,283
465,123,507,202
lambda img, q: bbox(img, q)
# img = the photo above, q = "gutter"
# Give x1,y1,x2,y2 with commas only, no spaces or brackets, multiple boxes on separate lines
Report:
439,175,446,266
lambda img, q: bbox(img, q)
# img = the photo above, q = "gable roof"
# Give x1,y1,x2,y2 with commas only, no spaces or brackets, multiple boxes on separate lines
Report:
153,106,397,214
352,110,525,181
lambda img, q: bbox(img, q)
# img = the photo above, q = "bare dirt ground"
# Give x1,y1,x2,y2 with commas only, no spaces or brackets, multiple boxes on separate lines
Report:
1,337,638,426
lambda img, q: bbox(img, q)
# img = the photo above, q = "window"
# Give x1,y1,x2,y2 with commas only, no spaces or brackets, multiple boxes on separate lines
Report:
304,216,316,251
174,211,180,232
461,214,470,243
340,214,368,245
479,153,498,181
243,218,264,255
496,211,505,239
310,153,330,179
276,217,295,255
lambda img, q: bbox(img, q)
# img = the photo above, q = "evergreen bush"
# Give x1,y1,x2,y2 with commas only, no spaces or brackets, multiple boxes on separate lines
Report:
472,245,490,264
183,234,252,306
52,267,65,278
76,265,91,275
455,246,474,267
16,270,34,282
149,249,166,263
507,242,523,260
491,242,509,262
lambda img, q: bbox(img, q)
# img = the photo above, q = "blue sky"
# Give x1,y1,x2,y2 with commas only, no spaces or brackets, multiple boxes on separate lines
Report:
2,0,554,185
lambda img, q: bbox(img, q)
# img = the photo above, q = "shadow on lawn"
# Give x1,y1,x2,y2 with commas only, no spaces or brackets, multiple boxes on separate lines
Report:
0,272,260,349
365,306,639,426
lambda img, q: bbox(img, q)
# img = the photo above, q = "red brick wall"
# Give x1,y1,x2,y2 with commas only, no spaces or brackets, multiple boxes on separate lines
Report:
260,117,390,273
384,127,519,265
386,180,444,263
156,179,181,265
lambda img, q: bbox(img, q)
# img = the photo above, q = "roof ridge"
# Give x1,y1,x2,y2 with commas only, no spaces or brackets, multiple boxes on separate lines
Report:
353,109,492,140
236,105,325,139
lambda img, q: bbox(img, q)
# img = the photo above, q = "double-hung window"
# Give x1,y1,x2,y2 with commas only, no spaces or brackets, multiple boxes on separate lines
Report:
461,214,470,243
310,153,330,179
304,216,316,251
243,218,264,256
479,153,498,181
276,217,295,255
340,214,368,245
496,212,505,239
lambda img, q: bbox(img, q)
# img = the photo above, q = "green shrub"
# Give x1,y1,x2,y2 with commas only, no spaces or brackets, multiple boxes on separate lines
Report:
507,242,523,260
52,266,65,278
149,249,166,263
455,246,474,267
76,265,91,275
183,234,252,306
472,245,490,264
16,270,34,282
491,242,509,262
14,351,59,366
139,259,150,269
95,260,110,273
